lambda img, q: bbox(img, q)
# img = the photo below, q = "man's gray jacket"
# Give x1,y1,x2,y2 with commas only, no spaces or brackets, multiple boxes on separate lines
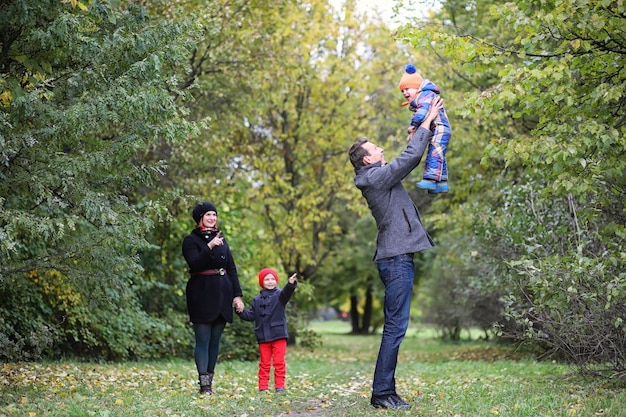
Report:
353,127,435,261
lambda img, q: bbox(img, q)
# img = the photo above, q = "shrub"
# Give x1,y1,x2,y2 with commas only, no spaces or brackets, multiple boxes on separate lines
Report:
482,177,626,375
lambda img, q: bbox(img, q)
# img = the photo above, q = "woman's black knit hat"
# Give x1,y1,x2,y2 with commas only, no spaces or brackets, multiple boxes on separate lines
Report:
192,202,217,223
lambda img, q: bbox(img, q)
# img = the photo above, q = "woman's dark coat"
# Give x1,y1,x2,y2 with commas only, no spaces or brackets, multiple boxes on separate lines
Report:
182,228,242,323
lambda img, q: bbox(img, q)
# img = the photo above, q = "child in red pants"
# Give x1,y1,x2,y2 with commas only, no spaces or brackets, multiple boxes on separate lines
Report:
237,268,297,392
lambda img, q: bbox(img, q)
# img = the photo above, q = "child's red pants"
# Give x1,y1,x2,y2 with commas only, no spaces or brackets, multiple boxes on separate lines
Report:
258,338,287,390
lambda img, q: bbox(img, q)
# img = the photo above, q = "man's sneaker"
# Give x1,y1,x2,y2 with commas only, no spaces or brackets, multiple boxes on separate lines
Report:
428,181,449,194
390,394,411,409
370,393,410,409
416,179,437,190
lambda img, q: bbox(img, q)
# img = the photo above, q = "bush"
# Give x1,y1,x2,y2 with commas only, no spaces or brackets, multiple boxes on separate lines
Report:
482,177,626,375
502,253,626,374
0,269,195,362
419,234,505,342
298,328,323,351
219,317,259,362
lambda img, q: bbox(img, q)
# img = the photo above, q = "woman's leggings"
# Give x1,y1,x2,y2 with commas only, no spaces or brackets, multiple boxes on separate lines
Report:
193,319,226,374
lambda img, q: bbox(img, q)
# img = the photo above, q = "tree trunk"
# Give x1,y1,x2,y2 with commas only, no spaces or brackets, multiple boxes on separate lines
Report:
362,285,373,334
349,294,360,334
349,290,374,335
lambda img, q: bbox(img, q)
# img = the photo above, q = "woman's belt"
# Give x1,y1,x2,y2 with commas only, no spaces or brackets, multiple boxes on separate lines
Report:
191,268,226,276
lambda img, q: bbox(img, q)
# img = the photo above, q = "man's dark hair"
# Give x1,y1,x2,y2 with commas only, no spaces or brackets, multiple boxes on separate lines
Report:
348,138,369,169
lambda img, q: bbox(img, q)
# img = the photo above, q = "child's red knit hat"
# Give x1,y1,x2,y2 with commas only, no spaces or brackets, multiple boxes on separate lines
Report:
398,64,424,90
258,268,279,288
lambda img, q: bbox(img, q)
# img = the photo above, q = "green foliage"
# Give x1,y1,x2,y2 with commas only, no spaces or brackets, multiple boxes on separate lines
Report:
0,269,193,361
297,328,323,351
4,0,622,375
0,0,200,360
315,213,385,334
140,0,420,348
419,237,504,342
219,318,259,362
397,0,625,374
201,0,415,281
482,175,626,374
219,277,260,362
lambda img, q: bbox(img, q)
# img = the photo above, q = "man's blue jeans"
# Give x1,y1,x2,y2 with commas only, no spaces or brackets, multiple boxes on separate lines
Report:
372,253,415,396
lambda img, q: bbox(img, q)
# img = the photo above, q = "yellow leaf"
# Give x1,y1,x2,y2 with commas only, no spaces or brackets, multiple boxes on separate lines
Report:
115,399,123,405
0,91,14,106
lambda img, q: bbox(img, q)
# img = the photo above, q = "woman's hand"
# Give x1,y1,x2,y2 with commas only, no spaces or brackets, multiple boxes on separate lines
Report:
233,296,244,313
207,231,224,249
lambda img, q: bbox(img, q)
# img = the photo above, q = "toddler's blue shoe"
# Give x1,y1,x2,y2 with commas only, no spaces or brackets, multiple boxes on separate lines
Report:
416,179,437,190
428,181,449,194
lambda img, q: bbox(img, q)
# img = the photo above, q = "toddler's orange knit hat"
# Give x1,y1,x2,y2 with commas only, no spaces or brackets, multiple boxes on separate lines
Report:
398,64,423,90
258,268,279,287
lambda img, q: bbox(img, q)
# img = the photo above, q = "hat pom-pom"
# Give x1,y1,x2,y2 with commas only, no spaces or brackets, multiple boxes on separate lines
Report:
405,64,417,74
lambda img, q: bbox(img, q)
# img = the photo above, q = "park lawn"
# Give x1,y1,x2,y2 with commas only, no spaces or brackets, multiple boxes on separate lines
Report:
1,320,625,417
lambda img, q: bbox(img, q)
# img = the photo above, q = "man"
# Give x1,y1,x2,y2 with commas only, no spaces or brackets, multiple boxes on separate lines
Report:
347,96,443,409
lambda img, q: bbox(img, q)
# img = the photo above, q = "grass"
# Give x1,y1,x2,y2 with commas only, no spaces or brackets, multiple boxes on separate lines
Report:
2,320,625,416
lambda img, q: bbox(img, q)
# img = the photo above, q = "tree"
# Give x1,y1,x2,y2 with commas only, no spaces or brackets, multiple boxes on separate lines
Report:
132,0,301,352
0,0,200,360
398,0,626,373
315,213,384,334
387,0,515,340
218,0,438,337
143,0,439,338
220,0,422,280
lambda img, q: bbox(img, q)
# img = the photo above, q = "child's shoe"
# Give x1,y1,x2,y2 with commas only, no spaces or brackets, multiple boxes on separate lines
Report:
275,388,285,393
428,181,449,194
416,179,437,190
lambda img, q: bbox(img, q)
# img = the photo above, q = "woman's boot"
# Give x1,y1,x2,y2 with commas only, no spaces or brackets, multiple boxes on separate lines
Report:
198,372,214,394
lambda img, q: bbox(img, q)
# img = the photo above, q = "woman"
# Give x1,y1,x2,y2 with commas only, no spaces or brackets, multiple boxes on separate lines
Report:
182,201,244,394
